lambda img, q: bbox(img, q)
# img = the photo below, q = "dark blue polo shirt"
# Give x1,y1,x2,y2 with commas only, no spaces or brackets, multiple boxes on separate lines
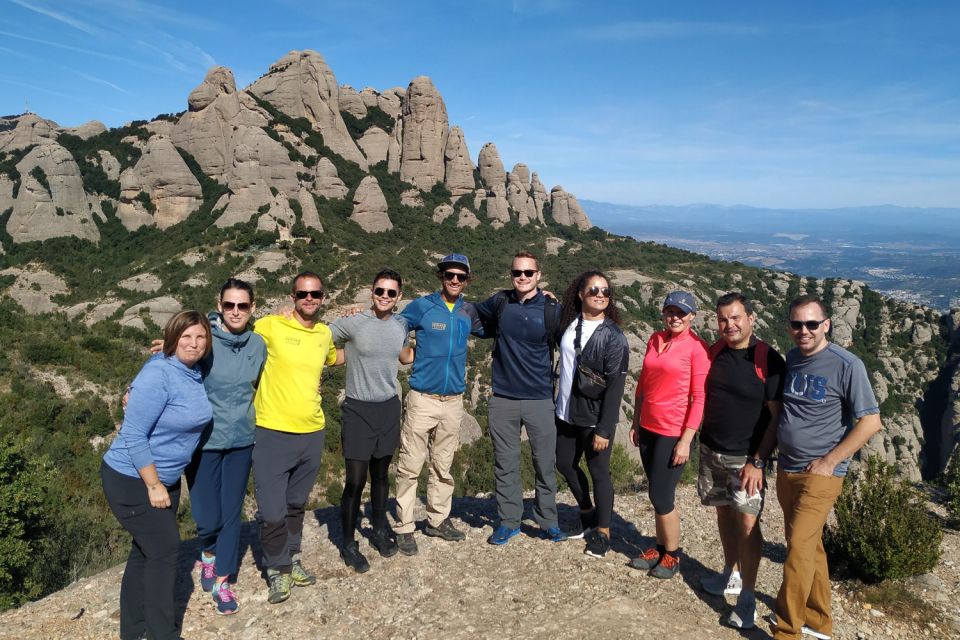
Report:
476,289,555,400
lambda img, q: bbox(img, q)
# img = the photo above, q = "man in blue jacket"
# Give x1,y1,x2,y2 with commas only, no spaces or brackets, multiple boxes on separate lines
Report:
393,254,484,555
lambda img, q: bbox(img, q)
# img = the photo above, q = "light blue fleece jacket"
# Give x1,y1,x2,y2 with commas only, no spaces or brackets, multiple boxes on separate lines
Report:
103,353,213,485
197,312,267,450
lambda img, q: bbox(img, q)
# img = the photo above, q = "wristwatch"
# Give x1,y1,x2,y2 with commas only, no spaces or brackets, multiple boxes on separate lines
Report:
749,457,766,469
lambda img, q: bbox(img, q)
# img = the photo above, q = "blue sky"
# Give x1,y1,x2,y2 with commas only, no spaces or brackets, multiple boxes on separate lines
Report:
1,0,958,208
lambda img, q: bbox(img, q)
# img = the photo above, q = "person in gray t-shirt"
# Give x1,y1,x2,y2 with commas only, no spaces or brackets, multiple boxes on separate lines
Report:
327,269,413,573
771,294,881,640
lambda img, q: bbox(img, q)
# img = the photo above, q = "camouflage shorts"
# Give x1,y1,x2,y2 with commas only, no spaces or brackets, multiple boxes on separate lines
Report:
697,443,764,516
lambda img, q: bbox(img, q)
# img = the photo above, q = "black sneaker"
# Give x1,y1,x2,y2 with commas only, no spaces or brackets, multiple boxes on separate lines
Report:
370,527,399,558
396,532,419,556
340,540,370,574
567,511,597,539
584,529,610,558
423,518,466,541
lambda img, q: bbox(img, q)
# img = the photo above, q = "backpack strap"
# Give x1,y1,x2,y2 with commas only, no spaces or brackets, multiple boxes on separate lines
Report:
709,338,769,383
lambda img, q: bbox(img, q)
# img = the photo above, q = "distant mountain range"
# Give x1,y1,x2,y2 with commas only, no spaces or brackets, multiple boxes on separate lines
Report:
582,201,960,310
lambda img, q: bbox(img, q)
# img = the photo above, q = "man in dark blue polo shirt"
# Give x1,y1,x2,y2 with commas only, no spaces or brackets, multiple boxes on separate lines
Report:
475,251,566,545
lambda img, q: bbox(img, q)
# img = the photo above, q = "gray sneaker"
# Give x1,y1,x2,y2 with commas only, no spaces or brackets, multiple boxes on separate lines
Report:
266,570,292,604
423,518,465,541
396,532,419,556
290,557,316,586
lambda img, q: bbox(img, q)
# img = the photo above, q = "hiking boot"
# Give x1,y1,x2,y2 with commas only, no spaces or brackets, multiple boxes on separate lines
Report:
583,529,610,559
340,540,370,574
370,527,399,558
266,570,292,604
487,524,521,546
725,593,756,629
701,570,742,596
566,511,597,540
290,557,316,587
423,518,466,541
649,551,680,579
396,532,419,556
197,557,216,593
542,526,568,542
211,583,239,615
628,547,662,571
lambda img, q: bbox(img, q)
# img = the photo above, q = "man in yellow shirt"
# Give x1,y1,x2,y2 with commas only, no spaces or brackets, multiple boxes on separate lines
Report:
253,271,338,605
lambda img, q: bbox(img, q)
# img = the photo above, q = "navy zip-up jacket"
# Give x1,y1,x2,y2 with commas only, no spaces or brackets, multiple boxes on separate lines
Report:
400,291,483,395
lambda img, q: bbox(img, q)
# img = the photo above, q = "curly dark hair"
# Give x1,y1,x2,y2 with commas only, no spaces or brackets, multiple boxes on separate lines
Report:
559,270,621,329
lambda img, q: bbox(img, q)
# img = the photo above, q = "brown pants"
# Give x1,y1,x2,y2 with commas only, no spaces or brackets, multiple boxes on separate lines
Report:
394,390,463,533
774,470,844,640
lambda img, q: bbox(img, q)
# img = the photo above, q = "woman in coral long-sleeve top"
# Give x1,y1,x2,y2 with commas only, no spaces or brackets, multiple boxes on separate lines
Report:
629,290,710,579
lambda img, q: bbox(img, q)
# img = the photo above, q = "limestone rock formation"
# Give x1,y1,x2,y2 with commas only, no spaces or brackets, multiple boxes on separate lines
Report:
457,207,481,229
313,157,349,199
117,136,202,230
478,142,506,187
97,151,120,181
350,176,392,232
339,85,368,119
66,120,107,140
120,296,181,330
399,76,448,189
247,50,367,168
443,126,476,198
6,143,101,243
432,203,454,223
357,127,390,165
118,273,162,292
0,113,60,152
530,173,548,218
400,188,423,208
507,164,541,225
549,186,592,230
484,183,511,228
387,117,403,174
0,265,68,314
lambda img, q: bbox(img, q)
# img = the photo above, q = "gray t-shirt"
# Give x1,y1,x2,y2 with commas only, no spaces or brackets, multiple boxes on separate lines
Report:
329,311,409,403
778,342,880,477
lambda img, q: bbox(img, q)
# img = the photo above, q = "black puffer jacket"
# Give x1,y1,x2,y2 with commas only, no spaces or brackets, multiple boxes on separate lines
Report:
563,317,630,439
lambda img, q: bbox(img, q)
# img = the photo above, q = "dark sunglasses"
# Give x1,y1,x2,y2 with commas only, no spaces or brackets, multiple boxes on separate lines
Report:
585,286,612,298
789,318,828,331
221,301,252,312
442,271,469,283
511,269,537,278
294,290,324,300
374,287,399,298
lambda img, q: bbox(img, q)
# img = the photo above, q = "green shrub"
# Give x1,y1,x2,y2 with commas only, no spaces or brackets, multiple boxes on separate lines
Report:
941,446,960,528
29,166,49,193
825,455,942,582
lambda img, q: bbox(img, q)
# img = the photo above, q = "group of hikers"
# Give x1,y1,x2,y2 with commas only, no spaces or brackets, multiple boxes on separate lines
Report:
101,250,881,640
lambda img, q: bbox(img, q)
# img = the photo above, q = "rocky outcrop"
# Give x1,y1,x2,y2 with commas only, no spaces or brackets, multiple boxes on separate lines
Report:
477,142,506,187
0,265,68,314
549,186,592,230
0,114,60,152
6,143,101,243
119,296,181,330
118,273,162,293
484,183,510,228
432,203,454,223
443,126,475,198
457,207,481,229
247,50,367,168
350,175,392,232
313,157,349,200
117,136,202,229
400,188,423,208
357,127,390,165
339,85,367,119
66,120,107,140
506,164,541,225
530,173,548,218
97,151,120,181
399,76,448,189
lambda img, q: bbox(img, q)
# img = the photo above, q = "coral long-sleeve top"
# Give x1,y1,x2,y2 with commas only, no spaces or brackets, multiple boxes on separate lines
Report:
636,328,711,437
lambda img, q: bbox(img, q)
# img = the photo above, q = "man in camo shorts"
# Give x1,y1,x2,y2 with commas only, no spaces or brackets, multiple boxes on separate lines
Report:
698,292,786,629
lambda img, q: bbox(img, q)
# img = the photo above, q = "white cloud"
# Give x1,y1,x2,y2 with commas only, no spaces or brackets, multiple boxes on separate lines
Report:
9,0,101,36
576,20,765,41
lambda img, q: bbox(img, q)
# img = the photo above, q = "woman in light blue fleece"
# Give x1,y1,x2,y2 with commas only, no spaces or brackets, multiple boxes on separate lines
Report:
101,310,212,640
187,278,266,615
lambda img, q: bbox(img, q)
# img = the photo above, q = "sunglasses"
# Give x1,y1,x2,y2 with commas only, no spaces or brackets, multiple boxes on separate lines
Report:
585,286,612,298
374,287,399,298
442,271,469,283
789,318,828,331
511,269,537,278
221,301,252,312
294,290,324,300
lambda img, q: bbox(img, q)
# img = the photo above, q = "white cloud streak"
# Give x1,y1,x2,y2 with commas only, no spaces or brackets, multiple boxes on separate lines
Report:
9,0,101,36
75,71,128,94
576,20,765,41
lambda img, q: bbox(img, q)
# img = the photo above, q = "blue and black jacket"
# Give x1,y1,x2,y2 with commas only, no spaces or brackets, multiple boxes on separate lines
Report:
400,291,484,396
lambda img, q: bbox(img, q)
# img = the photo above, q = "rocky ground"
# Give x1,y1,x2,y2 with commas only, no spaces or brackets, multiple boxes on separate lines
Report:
2,483,957,640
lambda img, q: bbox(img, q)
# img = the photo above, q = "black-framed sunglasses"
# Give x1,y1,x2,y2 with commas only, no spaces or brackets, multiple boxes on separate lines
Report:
511,269,537,278
221,301,252,312
374,287,399,298
295,290,324,300
586,286,612,298
789,318,828,331
442,271,469,282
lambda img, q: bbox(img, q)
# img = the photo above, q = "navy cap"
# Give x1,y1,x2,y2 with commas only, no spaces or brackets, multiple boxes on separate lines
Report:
437,253,470,273
662,290,697,315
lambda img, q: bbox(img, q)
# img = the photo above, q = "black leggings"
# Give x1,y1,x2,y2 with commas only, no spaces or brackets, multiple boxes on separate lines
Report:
341,455,392,541
555,418,614,528
636,427,685,515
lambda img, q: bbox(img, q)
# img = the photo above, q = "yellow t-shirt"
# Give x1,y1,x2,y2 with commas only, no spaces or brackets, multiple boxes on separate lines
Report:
254,315,337,433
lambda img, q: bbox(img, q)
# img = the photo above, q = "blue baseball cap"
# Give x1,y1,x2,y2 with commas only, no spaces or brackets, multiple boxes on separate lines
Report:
662,290,697,315
437,253,470,273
